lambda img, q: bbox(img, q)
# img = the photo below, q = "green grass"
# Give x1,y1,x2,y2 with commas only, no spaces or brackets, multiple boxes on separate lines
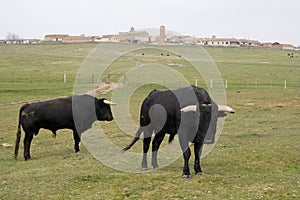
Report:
0,43,299,199
205,47,300,88
0,43,95,104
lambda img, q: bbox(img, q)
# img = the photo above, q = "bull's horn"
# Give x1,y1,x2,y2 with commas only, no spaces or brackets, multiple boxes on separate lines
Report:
180,105,197,112
103,100,116,105
218,105,235,113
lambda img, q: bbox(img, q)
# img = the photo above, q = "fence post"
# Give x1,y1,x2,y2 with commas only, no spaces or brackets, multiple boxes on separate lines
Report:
77,73,80,83
284,80,287,89
195,79,198,87
225,80,228,89
64,73,67,83
91,74,95,83
210,79,213,89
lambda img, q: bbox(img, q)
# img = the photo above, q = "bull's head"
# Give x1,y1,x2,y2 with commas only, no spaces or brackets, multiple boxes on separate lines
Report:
208,104,234,143
180,103,235,144
96,98,116,121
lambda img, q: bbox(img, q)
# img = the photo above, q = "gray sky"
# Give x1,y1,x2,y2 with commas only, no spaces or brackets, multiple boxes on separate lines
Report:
1,0,299,46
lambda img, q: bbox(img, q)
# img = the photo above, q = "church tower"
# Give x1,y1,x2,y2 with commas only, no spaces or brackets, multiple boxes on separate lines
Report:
159,25,165,45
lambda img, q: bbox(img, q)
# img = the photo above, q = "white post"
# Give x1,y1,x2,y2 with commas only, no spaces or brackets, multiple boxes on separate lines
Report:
225,80,228,89
284,80,286,89
64,73,67,83
210,79,213,89
195,79,198,87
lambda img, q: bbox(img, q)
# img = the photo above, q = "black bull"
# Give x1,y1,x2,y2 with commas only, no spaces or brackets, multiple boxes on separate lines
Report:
14,95,115,160
123,86,234,178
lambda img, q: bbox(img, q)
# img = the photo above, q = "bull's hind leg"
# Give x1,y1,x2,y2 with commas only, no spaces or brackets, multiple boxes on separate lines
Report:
179,133,192,178
72,130,81,152
151,132,165,169
23,132,34,160
142,129,152,170
182,148,191,178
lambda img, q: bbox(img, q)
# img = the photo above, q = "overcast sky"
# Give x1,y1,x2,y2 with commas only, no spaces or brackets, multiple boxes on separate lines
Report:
1,0,299,46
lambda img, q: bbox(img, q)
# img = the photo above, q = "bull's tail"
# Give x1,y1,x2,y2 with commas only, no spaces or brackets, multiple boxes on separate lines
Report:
122,127,143,151
14,104,29,159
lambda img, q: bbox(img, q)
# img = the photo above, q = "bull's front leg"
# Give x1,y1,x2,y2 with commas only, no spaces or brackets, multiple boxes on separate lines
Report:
194,142,203,175
72,130,81,152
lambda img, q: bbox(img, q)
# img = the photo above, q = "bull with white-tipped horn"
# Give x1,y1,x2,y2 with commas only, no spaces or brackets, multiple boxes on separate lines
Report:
122,86,234,178
15,95,116,160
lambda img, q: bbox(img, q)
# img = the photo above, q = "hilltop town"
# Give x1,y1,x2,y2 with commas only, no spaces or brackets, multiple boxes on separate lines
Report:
1,25,298,51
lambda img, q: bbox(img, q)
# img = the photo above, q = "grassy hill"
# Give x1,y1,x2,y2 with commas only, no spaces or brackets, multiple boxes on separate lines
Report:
0,43,299,199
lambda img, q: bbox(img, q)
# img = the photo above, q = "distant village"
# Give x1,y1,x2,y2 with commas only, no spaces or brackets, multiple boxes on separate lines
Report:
0,25,298,51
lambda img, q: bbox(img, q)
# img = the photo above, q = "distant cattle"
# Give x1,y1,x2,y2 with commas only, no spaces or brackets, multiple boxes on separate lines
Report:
123,86,234,178
288,53,294,59
14,95,115,160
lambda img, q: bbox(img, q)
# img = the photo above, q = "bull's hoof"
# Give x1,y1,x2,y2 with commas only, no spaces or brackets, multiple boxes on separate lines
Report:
195,171,203,175
182,174,192,178
75,149,80,153
142,167,149,171
152,165,159,169
24,157,31,161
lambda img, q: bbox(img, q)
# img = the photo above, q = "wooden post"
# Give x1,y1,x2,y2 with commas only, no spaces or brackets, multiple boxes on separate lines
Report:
64,73,67,83
284,80,287,89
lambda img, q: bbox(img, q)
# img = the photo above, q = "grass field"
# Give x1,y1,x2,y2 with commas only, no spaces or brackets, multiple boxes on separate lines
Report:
0,43,299,199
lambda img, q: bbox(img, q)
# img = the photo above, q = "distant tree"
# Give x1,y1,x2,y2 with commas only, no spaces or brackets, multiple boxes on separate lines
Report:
272,42,280,45
6,33,20,41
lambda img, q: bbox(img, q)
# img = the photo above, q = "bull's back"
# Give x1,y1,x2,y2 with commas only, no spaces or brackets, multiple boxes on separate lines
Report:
21,97,74,130
139,86,212,135
140,90,180,130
